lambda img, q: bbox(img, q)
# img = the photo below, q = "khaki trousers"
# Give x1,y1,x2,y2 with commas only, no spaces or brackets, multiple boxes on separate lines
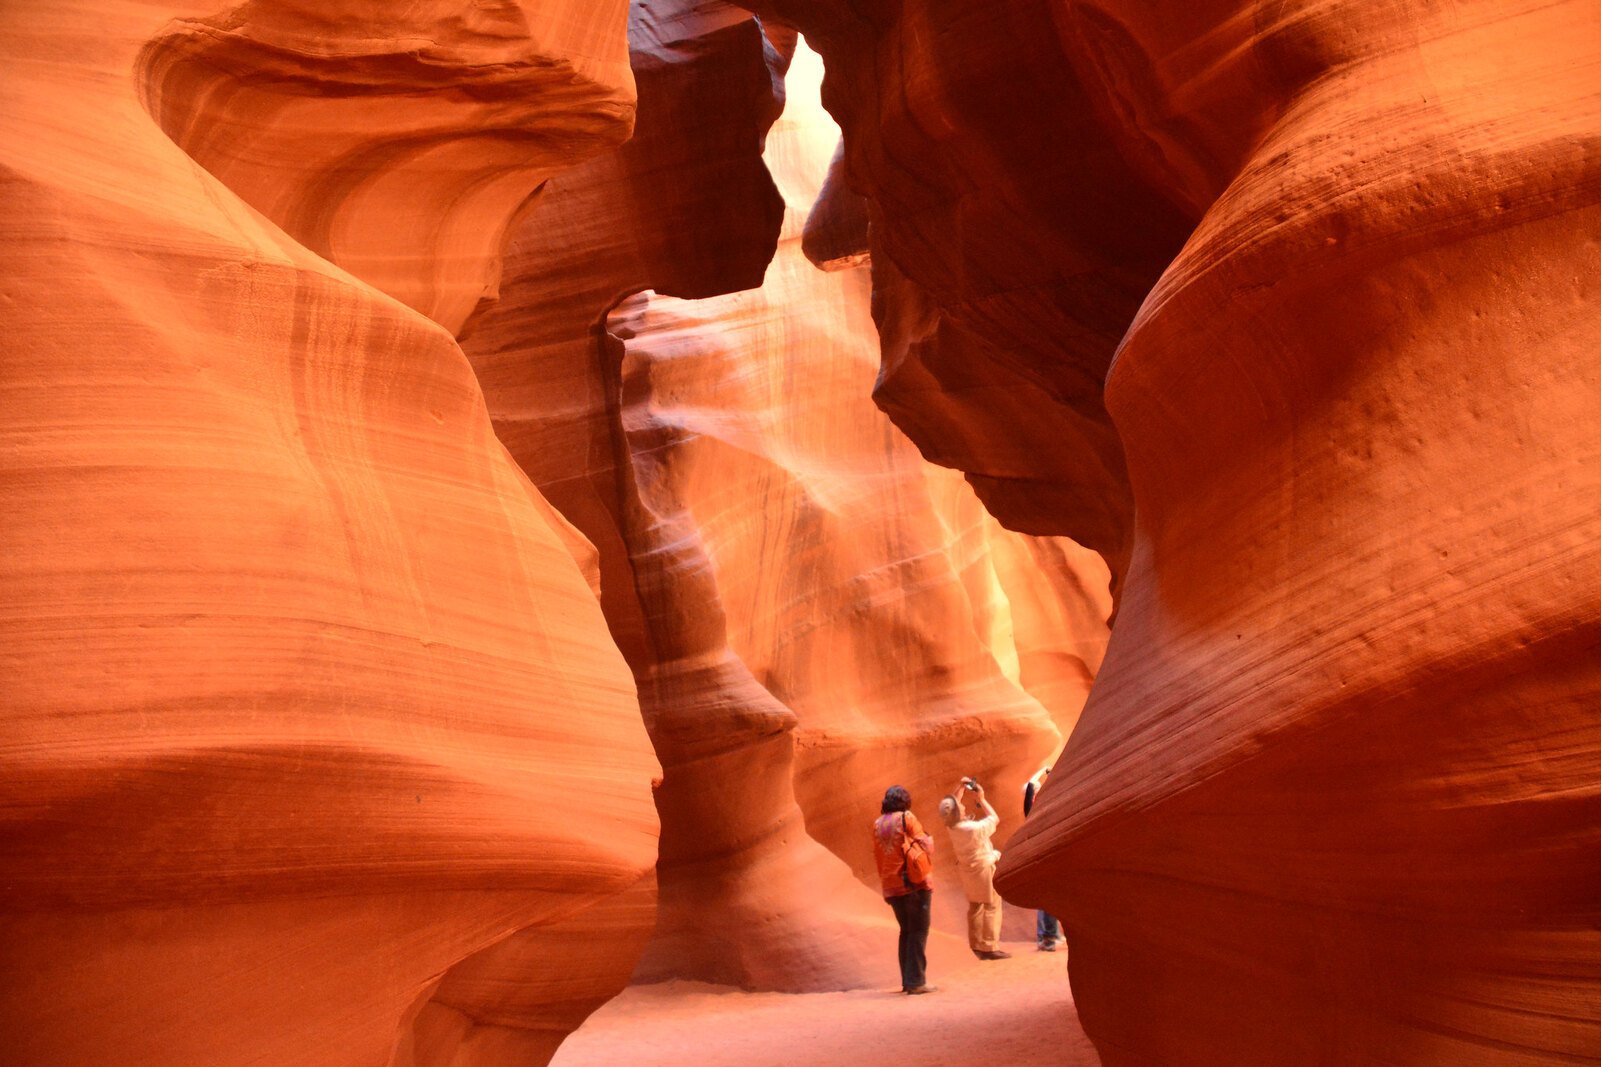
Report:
962,861,1003,954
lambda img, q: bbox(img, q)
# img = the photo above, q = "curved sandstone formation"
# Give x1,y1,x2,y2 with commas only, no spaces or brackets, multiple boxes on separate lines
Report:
137,0,636,334
8,0,1582,1061
608,42,1115,961
456,1,903,993
0,3,660,1064
716,0,1601,1061
460,23,1112,987
736,0,1199,580
762,0,1601,1062
397,872,659,1067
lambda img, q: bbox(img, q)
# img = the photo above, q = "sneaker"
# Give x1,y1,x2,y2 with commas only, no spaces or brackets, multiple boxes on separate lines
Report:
1037,941,1057,952
905,985,937,995
977,950,1012,960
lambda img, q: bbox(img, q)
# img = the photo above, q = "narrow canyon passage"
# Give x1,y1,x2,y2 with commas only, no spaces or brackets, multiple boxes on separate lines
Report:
2,1,1596,1065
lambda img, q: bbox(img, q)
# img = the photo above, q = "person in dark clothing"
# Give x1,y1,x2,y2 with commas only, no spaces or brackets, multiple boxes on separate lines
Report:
1023,766,1064,951
871,785,936,993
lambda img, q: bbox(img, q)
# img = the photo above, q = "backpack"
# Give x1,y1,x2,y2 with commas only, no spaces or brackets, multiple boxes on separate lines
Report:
900,811,932,888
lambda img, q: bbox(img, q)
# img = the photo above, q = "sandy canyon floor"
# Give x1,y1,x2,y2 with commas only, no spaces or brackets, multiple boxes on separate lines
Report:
551,942,1099,1066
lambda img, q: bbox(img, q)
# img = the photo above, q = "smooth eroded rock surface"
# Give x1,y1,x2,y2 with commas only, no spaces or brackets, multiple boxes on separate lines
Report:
938,1,1598,1063
460,26,1111,987
9,0,1589,1062
737,0,1200,579
1,3,659,1064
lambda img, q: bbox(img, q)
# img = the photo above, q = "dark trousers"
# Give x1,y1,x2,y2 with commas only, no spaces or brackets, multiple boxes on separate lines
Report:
1038,910,1063,944
887,888,932,990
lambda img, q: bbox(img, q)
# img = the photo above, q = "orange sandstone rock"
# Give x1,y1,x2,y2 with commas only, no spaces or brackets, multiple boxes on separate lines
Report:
724,0,1600,1061
739,0,1196,579
461,24,1111,988
138,0,636,334
0,3,658,1064
458,2,892,993
777,0,1601,1062
459,13,905,990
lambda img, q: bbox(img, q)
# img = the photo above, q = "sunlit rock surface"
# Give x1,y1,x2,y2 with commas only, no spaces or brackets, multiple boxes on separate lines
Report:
738,0,1198,580
460,23,1111,989
729,0,1601,1062
0,3,659,1064
8,0,1584,1060
607,98,1114,942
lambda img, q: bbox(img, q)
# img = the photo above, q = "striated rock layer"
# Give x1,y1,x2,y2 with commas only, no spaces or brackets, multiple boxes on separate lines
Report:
737,0,1199,583
776,0,1601,1063
607,92,1113,941
460,19,1111,989
0,3,660,1064
456,0,889,992
137,0,638,334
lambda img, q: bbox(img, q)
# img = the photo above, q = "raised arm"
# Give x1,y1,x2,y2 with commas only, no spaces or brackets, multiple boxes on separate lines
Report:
971,782,997,827
953,776,977,818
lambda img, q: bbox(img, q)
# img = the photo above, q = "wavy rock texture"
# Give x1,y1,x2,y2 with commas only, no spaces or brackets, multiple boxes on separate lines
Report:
736,0,1200,582
460,20,1111,989
138,0,636,334
608,76,1114,936
397,871,658,1067
738,0,1601,1063
458,1,895,993
0,3,660,1064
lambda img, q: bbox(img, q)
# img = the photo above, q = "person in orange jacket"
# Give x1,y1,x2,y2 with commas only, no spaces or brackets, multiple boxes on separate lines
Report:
872,785,935,993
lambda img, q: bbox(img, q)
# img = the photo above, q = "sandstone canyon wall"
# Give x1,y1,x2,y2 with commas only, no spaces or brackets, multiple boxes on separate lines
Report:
5,0,1586,1062
606,66,1114,938
1,3,662,1064
738,0,1201,584
458,18,1112,988
725,0,1600,1062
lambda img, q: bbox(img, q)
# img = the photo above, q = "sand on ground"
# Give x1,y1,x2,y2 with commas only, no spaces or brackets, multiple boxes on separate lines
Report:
551,941,1101,1066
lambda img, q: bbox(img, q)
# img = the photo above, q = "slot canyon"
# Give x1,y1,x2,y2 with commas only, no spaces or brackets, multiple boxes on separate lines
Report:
1,1,1596,1064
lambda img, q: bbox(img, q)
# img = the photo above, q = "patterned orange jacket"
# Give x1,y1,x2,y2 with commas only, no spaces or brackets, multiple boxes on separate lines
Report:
872,811,933,897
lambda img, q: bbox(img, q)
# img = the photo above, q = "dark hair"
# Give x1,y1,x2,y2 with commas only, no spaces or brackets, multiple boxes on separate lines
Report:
881,785,912,814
